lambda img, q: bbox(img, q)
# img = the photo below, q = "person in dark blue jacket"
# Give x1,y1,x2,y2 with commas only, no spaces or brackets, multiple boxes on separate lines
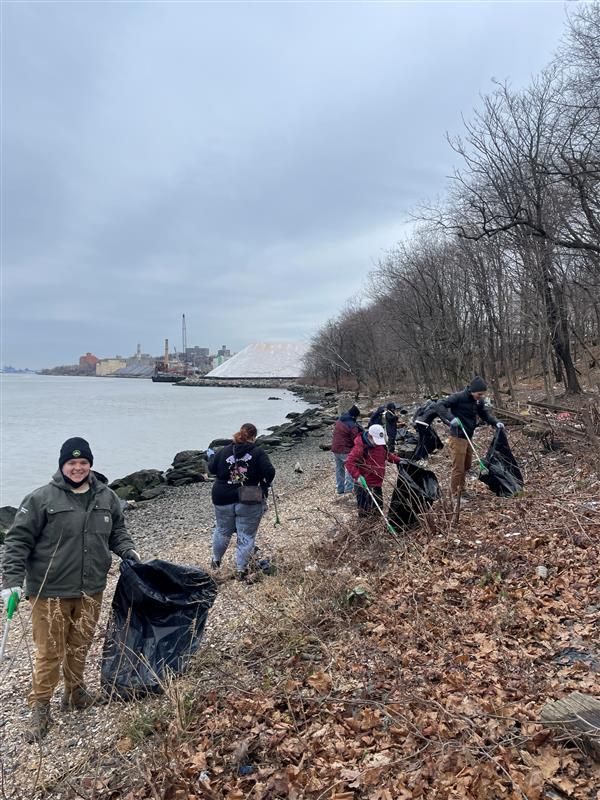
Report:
435,377,504,499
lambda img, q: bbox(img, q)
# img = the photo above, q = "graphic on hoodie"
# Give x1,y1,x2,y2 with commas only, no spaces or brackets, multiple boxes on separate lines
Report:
225,451,253,484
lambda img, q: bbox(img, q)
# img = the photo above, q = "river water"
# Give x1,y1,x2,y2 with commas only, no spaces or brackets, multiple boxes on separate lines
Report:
0,375,313,507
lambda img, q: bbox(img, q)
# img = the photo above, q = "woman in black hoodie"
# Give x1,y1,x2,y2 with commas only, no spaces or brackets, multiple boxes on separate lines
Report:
208,423,275,579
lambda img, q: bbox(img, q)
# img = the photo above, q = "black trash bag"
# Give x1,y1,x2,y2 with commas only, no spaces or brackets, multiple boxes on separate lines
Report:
389,460,440,528
396,428,419,456
101,559,218,700
479,429,524,497
412,424,444,461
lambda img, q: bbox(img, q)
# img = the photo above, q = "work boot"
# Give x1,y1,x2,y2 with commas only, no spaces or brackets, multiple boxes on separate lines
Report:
24,702,52,743
61,685,96,711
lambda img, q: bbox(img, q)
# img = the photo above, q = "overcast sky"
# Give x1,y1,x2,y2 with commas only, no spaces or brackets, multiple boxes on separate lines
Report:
2,1,572,368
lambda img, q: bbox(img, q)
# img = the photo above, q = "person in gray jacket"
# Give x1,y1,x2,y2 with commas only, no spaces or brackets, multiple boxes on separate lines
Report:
1,437,139,743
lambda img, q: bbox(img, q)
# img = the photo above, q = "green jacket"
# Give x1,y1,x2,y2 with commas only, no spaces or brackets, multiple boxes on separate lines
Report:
2,471,135,598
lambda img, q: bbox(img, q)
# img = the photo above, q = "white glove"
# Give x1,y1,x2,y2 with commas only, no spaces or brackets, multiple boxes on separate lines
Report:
496,422,505,429
206,447,215,457
450,417,461,427
123,550,141,562
1,587,23,605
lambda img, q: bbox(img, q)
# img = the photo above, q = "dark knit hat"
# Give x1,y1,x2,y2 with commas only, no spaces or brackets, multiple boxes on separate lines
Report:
59,437,94,469
468,376,487,393
386,402,396,411
348,405,360,418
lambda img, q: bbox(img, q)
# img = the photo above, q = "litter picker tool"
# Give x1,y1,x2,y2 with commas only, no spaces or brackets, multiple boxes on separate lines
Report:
358,477,401,542
271,485,281,526
0,591,20,662
457,420,489,477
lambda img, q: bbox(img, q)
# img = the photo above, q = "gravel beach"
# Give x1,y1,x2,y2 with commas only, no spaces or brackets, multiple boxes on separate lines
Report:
0,427,360,799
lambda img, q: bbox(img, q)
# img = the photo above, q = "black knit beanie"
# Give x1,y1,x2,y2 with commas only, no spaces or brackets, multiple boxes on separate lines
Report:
59,437,94,469
468,376,487,393
348,405,360,418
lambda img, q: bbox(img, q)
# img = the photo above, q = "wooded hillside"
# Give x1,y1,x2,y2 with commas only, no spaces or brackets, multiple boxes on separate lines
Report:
303,6,600,401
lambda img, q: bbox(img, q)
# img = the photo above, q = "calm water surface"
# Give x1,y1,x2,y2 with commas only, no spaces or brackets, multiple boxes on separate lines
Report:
0,375,312,506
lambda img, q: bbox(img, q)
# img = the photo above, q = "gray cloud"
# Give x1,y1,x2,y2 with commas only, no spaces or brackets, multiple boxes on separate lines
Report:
2,1,570,367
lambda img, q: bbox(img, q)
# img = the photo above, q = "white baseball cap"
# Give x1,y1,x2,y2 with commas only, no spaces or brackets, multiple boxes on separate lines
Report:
368,424,386,444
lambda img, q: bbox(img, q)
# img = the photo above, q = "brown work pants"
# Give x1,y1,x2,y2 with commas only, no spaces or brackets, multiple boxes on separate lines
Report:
28,593,102,706
449,437,472,496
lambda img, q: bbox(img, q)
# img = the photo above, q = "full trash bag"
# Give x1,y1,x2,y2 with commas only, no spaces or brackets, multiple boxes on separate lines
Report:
396,429,419,456
479,429,524,497
101,559,218,700
412,423,444,461
389,460,440,528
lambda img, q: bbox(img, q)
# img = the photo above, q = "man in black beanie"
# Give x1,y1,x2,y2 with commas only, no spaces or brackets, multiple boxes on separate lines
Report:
1,437,140,743
435,378,504,501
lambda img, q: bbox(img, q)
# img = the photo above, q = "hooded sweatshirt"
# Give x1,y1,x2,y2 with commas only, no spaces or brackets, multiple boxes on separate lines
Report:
208,441,275,506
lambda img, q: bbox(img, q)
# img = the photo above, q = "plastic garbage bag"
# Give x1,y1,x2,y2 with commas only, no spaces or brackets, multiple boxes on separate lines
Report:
101,559,218,700
479,429,524,497
389,460,440,528
412,423,444,461
396,429,419,457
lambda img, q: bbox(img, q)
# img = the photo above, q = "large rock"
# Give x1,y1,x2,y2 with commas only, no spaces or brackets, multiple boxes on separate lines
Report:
139,485,168,501
165,450,209,486
109,469,165,501
172,450,207,467
208,438,233,450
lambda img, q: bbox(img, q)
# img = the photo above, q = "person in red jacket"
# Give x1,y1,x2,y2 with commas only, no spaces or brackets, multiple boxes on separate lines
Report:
331,405,362,496
345,424,401,519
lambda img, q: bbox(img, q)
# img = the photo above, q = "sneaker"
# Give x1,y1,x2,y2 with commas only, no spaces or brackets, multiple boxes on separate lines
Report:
210,558,221,570
24,702,52,743
61,685,97,711
236,569,249,581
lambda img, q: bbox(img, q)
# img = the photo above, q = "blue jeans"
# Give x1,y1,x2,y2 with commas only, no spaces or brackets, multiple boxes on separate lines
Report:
212,502,265,571
333,452,354,494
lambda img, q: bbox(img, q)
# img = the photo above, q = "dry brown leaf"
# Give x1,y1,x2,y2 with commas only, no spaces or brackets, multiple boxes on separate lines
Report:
307,670,332,693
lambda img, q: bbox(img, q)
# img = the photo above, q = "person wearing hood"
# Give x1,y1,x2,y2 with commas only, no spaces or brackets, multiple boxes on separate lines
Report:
434,377,504,500
208,423,275,579
345,424,401,519
330,405,362,496
383,403,399,452
368,405,386,428
1,438,139,743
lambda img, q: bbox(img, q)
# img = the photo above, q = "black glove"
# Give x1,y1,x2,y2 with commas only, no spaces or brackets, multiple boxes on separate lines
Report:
123,549,141,562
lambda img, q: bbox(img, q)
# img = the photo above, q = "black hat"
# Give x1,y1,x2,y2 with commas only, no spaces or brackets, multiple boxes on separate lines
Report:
468,376,487,393
386,402,396,410
59,437,94,469
348,405,360,418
